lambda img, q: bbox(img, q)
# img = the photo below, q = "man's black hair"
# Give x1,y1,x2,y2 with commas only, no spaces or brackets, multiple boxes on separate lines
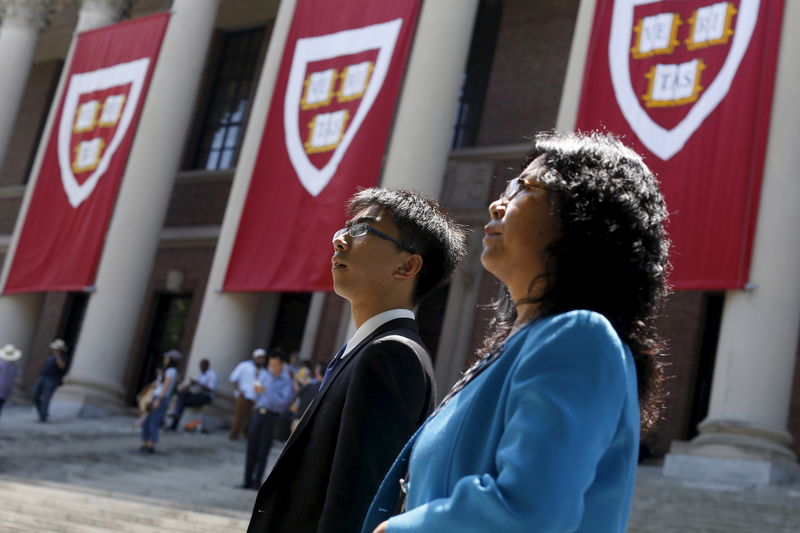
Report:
347,188,467,305
269,347,286,361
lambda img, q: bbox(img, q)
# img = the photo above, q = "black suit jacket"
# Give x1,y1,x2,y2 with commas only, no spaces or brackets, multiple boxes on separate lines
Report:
248,318,435,533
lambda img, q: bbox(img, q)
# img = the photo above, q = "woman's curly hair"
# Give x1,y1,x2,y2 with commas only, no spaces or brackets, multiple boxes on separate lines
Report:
440,131,670,431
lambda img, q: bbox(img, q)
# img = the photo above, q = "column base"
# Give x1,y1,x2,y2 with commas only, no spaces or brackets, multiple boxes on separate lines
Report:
50,378,129,419
663,418,800,486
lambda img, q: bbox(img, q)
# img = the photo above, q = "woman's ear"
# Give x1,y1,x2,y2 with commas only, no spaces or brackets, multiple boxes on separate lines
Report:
394,254,423,280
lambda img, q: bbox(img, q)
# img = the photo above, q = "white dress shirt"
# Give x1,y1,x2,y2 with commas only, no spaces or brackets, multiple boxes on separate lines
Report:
341,308,415,360
229,360,258,400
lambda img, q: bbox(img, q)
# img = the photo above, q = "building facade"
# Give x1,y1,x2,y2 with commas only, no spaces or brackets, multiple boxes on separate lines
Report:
0,0,799,487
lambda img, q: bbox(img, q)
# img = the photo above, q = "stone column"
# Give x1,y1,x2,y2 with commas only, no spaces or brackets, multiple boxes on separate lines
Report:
431,156,498,392
433,214,485,393
54,0,220,416
380,0,480,195
298,292,325,361
74,0,130,30
0,0,130,363
0,0,58,168
183,0,297,412
378,0,481,389
555,0,596,131
664,0,800,485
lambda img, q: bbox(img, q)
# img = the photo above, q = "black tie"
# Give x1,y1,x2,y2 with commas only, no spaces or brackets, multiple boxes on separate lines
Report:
320,345,346,388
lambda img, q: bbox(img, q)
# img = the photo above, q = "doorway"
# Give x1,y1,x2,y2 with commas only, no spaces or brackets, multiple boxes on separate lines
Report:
58,292,90,357
133,292,192,402
269,292,311,356
687,292,724,439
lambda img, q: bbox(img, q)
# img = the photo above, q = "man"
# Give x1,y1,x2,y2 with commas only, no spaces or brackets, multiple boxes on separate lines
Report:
240,350,293,490
228,349,266,440
168,358,218,431
31,339,70,423
248,188,466,533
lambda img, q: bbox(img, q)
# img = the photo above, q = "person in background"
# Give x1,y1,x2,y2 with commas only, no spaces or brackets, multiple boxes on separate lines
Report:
240,349,293,490
140,350,181,454
287,350,301,378
0,344,22,418
31,339,70,423
168,358,218,431
289,361,324,433
293,359,312,388
229,349,266,440
364,131,669,533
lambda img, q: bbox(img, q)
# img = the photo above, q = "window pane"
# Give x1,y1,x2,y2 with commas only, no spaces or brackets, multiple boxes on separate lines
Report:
224,125,240,148
211,127,226,150
205,150,220,170
219,149,234,169
231,99,247,123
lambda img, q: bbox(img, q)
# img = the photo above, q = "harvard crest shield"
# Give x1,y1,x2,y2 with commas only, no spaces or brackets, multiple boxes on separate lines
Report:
609,0,759,160
283,19,402,196
57,58,150,208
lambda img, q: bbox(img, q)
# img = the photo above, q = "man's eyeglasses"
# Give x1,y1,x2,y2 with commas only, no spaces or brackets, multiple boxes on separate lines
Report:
333,222,417,254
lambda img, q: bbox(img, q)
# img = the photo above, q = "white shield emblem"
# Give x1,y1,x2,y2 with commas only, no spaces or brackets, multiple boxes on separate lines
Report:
57,58,150,208
284,19,402,196
609,0,758,160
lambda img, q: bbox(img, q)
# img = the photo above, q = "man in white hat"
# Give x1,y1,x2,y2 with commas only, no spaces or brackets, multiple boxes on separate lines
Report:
0,344,22,418
228,348,268,439
31,339,69,422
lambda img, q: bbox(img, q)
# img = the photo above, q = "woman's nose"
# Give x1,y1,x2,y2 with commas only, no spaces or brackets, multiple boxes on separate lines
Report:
332,232,348,251
488,198,506,219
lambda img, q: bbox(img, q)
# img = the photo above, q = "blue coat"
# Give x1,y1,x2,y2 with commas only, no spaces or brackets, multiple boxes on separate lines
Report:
362,310,640,533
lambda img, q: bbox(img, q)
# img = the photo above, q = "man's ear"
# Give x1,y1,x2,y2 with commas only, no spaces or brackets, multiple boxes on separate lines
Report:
394,254,423,280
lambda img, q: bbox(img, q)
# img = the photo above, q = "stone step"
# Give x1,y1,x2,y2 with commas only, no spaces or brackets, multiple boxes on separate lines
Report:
2,478,245,520
628,467,800,533
0,478,249,532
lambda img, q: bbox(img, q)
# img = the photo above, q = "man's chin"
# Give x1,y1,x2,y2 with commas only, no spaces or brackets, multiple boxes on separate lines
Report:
331,278,349,299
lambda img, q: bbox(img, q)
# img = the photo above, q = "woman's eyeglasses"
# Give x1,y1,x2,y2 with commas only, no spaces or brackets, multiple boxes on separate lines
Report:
500,176,546,202
332,222,417,254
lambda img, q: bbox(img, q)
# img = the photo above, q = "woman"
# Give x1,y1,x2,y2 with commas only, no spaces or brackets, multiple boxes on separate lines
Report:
140,349,181,453
363,132,669,532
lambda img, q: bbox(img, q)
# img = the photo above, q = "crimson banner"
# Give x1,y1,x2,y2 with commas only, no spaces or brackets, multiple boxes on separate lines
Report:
575,0,784,290
224,0,422,292
4,13,170,294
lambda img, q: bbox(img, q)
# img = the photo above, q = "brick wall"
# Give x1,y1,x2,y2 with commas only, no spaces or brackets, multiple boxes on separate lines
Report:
163,175,233,227
477,0,579,146
0,60,62,187
0,196,22,234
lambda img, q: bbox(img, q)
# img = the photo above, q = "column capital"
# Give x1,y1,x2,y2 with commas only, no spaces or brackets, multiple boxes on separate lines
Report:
0,0,72,32
78,0,132,20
